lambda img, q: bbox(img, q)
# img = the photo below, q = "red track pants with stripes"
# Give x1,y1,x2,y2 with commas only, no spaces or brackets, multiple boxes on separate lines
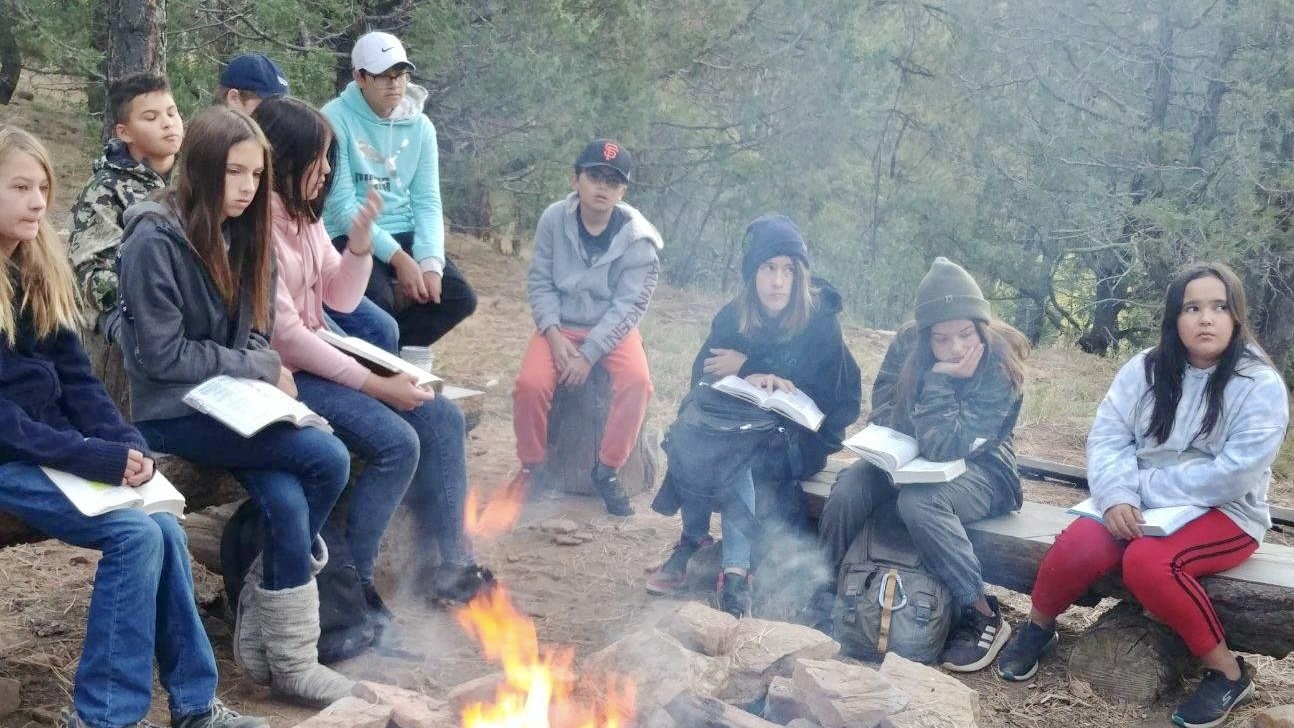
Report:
1030,509,1257,656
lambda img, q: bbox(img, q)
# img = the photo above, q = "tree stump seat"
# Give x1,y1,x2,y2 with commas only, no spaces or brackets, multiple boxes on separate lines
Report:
535,364,659,499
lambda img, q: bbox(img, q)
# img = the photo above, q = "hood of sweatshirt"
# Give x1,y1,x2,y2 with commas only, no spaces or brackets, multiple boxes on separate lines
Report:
337,79,430,129
95,138,168,186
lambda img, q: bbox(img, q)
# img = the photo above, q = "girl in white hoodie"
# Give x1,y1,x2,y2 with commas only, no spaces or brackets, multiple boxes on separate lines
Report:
996,262,1288,728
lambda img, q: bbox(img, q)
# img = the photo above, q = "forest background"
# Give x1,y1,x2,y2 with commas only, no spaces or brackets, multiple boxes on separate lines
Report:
4,0,1294,381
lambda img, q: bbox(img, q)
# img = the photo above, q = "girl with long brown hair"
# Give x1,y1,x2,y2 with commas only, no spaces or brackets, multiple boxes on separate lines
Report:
0,126,266,728
817,256,1030,671
116,106,356,706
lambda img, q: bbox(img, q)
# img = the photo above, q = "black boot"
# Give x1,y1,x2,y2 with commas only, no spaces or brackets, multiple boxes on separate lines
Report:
591,462,634,516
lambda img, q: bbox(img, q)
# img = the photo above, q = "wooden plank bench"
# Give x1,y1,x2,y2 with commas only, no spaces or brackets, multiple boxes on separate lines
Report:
799,456,1294,660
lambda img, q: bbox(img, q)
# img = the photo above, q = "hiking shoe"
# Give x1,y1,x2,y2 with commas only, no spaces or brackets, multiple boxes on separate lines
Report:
717,570,752,618
430,562,497,604
173,700,270,728
645,535,714,596
800,585,837,636
1171,657,1254,728
940,595,1011,673
592,462,634,516
58,707,163,728
996,620,1057,682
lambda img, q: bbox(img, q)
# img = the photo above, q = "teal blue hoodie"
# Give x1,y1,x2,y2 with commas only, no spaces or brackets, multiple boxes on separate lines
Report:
321,81,446,273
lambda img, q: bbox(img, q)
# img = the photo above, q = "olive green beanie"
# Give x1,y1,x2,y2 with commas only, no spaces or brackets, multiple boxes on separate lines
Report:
914,257,991,329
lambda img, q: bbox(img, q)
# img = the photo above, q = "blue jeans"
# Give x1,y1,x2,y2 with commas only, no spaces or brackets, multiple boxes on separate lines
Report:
137,415,351,590
295,374,473,573
325,295,400,354
681,466,757,571
0,463,218,727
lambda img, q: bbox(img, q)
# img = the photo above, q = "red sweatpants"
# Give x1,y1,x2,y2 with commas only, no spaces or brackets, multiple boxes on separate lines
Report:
512,328,652,469
1031,509,1257,657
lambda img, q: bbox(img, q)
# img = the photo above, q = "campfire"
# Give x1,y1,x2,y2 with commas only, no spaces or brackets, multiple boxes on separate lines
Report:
457,484,636,728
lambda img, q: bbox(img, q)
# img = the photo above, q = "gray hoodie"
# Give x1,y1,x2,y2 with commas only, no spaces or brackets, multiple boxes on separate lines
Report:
1087,347,1289,543
116,200,281,422
527,193,663,364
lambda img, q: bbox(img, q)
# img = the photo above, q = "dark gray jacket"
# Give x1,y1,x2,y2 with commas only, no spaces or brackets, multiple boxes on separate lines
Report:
116,200,281,422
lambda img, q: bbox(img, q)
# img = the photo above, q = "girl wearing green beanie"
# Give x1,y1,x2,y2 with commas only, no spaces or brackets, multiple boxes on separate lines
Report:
817,256,1030,671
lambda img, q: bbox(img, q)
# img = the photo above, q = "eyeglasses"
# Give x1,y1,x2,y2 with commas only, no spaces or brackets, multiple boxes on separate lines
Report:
584,166,627,187
365,70,410,85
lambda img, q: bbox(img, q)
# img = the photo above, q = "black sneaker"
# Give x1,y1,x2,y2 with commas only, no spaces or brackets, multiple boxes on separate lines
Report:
940,595,1012,673
360,579,394,628
1171,657,1254,728
717,570,752,618
996,620,1057,682
645,535,714,595
592,462,634,516
799,586,836,636
430,563,497,604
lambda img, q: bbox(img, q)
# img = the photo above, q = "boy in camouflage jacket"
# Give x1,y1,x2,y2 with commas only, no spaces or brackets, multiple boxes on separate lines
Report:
69,72,182,340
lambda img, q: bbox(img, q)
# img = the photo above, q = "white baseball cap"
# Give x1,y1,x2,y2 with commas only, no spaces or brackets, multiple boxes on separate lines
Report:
351,31,416,75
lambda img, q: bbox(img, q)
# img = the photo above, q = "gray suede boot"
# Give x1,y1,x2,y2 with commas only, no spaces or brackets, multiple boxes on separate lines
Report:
258,578,355,706
232,555,269,685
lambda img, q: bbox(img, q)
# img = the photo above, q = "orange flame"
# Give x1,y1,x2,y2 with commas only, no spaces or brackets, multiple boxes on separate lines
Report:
465,476,528,539
455,585,636,728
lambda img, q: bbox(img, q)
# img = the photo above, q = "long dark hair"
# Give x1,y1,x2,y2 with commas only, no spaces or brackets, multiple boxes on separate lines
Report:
1143,262,1269,444
892,318,1030,433
252,97,335,224
168,106,274,330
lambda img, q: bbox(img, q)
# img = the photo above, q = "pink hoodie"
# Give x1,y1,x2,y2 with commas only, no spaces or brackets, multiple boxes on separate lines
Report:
269,194,372,390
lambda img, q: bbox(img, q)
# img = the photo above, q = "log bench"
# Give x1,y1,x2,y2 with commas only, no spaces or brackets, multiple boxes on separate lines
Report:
799,456,1294,702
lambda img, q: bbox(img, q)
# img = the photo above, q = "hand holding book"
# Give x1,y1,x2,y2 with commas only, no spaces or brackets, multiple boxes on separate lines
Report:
122,449,155,487
362,371,438,412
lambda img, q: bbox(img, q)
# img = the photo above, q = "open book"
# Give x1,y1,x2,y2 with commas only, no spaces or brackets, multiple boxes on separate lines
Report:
316,330,442,392
711,375,825,431
42,466,185,519
183,375,332,438
843,423,967,484
1067,497,1207,537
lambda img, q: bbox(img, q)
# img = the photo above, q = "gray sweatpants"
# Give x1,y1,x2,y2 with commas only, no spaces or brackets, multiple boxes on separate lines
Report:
818,459,1002,607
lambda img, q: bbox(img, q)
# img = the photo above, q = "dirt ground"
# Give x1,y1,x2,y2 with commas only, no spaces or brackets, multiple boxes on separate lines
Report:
3,76,1294,728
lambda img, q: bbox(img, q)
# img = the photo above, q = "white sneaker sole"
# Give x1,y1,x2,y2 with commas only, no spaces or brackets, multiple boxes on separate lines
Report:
943,620,1012,673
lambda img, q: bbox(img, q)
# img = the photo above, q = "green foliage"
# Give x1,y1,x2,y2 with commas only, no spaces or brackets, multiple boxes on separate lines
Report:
11,0,1294,375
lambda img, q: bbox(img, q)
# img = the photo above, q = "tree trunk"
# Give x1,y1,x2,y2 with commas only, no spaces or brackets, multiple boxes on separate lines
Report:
0,0,19,105
101,0,167,140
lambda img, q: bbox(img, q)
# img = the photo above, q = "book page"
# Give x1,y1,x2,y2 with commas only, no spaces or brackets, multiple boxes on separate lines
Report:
41,467,142,517
184,376,300,437
843,424,921,472
893,457,967,484
134,471,186,519
1067,498,1206,536
712,375,770,406
316,330,440,390
767,388,826,431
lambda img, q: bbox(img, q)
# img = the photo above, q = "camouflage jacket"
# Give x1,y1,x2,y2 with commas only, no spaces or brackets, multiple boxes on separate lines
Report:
870,324,1024,509
68,139,168,317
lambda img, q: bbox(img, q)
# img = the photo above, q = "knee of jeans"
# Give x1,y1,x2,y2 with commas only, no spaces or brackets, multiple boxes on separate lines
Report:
108,511,165,566
151,513,189,551
433,395,466,433
378,416,421,471
313,434,354,490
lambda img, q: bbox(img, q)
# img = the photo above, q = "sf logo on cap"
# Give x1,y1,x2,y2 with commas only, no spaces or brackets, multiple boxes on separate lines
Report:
602,142,620,161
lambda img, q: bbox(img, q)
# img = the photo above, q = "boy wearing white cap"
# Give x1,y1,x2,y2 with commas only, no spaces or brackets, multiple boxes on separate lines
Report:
321,31,477,365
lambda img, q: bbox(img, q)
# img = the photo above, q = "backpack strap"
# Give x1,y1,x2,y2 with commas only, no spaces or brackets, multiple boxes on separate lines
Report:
876,567,901,653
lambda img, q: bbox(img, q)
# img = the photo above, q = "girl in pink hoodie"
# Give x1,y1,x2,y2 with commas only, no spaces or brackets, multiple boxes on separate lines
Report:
253,97,495,618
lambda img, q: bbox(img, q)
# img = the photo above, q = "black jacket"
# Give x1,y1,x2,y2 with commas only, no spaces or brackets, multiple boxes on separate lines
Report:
687,278,862,478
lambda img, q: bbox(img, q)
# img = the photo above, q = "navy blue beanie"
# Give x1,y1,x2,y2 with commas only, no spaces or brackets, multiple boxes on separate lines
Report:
741,215,810,281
